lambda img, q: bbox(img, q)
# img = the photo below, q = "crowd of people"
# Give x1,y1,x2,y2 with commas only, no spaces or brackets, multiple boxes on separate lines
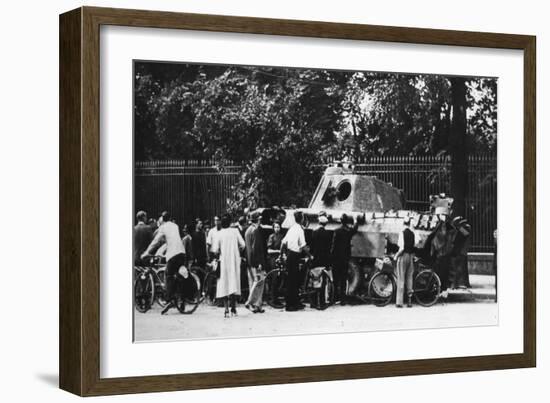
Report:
133,209,418,316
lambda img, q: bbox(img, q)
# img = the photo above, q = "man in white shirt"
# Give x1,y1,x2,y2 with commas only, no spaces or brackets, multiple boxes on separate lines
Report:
395,217,415,308
281,211,309,311
142,211,187,314
206,216,222,257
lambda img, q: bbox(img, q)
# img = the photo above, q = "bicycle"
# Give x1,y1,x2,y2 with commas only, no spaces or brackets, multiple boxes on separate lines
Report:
263,255,334,309
367,257,441,307
134,256,166,312
134,255,202,314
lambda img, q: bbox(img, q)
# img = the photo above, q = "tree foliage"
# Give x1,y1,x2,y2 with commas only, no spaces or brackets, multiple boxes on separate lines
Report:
134,62,497,213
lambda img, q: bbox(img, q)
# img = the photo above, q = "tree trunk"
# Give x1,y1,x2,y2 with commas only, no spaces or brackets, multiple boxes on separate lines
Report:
351,118,361,162
449,78,468,218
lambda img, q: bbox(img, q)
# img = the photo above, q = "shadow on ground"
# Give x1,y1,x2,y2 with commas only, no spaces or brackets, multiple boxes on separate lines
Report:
35,373,58,388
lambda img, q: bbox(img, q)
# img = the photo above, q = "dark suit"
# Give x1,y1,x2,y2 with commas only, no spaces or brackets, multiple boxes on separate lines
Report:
244,224,267,307
245,224,266,269
330,224,358,301
235,224,249,298
311,226,333,267
191,231,207,266
133,222,153,264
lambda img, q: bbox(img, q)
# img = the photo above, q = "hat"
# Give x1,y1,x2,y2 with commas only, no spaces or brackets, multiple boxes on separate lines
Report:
341,213,351,225
250,211,261,222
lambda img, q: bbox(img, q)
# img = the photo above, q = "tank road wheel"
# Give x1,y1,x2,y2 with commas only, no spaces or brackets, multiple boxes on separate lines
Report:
368,271,396,307
264,269,286,309
134,270,155,313
414,270,441,307
176,272,202,314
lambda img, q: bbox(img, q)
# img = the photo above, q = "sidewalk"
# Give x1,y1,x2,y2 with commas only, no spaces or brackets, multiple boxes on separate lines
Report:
446,274,496,302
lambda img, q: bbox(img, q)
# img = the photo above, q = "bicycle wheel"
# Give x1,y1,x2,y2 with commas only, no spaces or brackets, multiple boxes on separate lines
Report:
202,272,218,306
191,265,207,293
176,272,202,314
154,268,168,307
368,271,395,307
134,271,155,313
264,269,286,309
414,270,441,307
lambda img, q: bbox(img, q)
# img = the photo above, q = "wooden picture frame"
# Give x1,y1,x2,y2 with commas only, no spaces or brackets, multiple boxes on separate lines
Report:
59,6,536,396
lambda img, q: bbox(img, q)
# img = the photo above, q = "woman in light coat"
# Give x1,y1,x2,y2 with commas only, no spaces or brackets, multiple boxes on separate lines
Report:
213,215,245,317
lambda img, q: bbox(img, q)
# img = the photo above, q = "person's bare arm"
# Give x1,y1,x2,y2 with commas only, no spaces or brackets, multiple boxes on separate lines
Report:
394,231,404,259
395,246,404,259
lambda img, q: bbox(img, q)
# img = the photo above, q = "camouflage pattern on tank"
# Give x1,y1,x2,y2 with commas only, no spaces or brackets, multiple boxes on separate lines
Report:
276,162,451,259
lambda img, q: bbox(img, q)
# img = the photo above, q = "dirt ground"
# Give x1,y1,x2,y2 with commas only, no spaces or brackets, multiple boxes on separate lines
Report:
134,298,498,342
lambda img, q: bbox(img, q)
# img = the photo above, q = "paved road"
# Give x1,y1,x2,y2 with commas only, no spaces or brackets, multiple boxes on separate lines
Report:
134,299,498,342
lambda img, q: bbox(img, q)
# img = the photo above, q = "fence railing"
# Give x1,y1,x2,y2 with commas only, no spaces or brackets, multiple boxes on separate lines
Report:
135,154,496,252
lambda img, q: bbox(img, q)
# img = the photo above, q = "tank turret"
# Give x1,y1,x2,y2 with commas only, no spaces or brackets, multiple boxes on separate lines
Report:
309,162,404,212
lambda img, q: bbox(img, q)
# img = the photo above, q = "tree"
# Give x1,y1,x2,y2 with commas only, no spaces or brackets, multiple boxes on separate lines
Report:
134,62,497,213
449,77,468,218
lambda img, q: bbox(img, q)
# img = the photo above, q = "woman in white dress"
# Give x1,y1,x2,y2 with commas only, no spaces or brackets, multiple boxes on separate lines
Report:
213,215,245,317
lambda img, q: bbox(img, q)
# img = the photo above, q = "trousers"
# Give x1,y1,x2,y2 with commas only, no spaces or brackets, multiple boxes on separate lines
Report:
435,255,451,291
245,265,266,307
396,252,414,306
165,253,187,302
285,251,301,307
333,260,348,301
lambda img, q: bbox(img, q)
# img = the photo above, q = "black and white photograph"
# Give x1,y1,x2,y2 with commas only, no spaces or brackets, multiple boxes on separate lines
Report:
1,0,544,400
132,60,498,342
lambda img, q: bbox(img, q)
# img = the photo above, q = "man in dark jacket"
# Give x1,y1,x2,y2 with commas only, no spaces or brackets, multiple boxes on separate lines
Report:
330,214,358,304
311,214,333,267
181,224,193,266
244,212,267,312
191,219,208,268
134,210,153,265
236,215,249,297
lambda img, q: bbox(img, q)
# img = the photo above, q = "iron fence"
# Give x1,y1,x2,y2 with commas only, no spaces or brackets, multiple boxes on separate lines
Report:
135,154,496,252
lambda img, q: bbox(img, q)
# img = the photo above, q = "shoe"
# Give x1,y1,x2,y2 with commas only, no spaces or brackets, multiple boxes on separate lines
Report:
285,306,299,312
245,304,255,313
396,304,404,308
256,306,265,313
296,303,306,310
224,308,230,318
231,307,238,317
161,301,174,315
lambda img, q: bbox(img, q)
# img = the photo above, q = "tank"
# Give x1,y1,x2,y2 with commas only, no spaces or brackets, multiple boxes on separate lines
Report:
254,161,462,298
260,162,451,256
